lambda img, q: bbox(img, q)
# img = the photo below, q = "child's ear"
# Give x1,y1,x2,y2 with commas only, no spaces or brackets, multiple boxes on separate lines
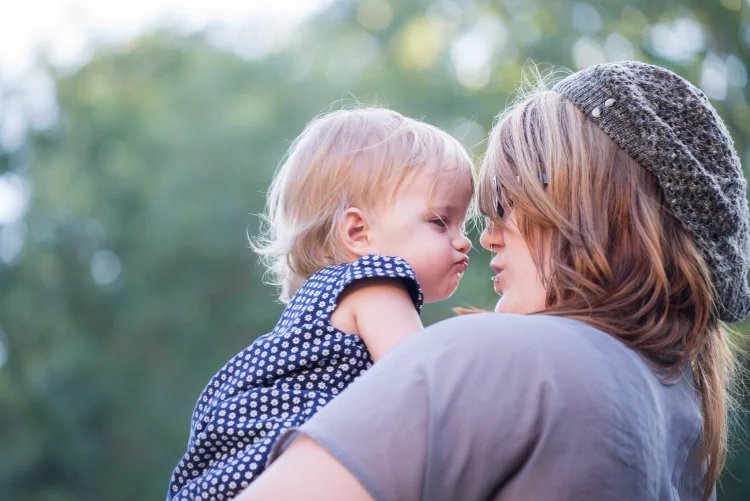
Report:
339,207,373,257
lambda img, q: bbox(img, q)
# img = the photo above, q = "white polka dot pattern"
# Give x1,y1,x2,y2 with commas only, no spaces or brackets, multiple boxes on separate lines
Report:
167,255,423,500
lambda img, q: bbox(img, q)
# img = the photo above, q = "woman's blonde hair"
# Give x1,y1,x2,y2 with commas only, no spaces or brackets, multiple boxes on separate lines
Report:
479,88,737,499
253,107,474,302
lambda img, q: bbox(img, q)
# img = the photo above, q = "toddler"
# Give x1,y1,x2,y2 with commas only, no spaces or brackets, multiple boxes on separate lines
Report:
167,107,474,500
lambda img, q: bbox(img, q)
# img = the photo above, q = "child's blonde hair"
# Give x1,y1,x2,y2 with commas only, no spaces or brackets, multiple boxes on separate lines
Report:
252,107,475,302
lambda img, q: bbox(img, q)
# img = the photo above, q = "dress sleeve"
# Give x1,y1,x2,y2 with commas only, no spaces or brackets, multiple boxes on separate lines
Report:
333,255,424,314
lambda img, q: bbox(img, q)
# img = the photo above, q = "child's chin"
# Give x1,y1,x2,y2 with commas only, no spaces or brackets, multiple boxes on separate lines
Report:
426,289,456,304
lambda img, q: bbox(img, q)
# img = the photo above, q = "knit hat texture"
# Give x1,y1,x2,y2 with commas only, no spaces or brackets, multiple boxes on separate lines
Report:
552,61,750,322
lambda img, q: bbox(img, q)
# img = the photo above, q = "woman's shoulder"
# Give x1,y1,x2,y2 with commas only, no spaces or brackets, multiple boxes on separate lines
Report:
379,312,700,441
393,313,653,390
416,312,623,353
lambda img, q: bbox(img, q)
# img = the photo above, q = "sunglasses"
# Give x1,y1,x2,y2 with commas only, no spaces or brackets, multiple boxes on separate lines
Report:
491,173,548,219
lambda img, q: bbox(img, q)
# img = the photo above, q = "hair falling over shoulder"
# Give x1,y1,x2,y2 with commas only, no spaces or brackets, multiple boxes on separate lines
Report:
479,88,738,499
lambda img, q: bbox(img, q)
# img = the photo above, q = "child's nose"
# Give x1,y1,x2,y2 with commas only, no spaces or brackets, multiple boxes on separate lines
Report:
454,233,472,254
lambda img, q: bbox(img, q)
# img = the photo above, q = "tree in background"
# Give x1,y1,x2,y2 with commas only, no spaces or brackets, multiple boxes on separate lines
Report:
0,0,749,499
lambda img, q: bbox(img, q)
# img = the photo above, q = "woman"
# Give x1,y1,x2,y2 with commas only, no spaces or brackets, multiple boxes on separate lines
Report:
237,61,749,500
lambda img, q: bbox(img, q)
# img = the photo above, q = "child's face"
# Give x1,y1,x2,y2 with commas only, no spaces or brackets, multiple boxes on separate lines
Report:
366,168,473,303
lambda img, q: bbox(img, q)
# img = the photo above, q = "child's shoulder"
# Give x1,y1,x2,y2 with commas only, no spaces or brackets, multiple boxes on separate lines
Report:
294,254,422,307
284,254,424,317
345,254,417,279
309,254,416,279
338,254,423,311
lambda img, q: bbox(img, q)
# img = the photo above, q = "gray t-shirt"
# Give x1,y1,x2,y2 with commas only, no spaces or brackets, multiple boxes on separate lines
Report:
270,313,710,500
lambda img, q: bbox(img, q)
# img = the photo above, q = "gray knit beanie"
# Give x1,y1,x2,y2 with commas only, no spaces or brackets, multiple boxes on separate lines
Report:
552,61,750,322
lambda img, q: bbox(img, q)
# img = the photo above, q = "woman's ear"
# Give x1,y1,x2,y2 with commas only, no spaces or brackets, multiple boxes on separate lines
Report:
339,207,373,258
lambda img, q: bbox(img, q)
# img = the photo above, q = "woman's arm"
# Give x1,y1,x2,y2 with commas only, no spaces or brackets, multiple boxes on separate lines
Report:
234,435,371,501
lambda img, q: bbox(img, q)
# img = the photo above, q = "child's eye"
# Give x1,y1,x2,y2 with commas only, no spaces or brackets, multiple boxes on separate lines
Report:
430,217,448,229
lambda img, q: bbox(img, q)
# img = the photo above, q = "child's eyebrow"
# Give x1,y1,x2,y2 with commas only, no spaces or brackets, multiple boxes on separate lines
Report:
430,203,466,213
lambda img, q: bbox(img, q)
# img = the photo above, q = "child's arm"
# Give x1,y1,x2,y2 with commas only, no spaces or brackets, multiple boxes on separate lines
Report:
330,278,423,362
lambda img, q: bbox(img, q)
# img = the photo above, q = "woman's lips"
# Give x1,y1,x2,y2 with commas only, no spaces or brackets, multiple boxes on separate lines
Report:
490,264,503,293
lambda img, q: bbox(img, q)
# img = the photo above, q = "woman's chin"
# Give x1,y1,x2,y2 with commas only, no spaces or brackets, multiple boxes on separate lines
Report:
494,295,507,313
495,294,547,314
495,294,529,314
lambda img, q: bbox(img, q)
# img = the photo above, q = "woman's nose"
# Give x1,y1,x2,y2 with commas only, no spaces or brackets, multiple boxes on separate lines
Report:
480,223,503,251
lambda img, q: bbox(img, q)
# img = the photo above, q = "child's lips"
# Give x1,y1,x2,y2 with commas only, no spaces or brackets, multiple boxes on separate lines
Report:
457,257,470,273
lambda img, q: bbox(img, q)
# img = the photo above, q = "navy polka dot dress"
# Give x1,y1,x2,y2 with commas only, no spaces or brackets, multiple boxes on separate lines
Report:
168,254,423,500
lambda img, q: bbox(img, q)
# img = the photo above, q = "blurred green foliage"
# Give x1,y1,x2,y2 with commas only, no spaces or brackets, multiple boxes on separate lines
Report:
1,0,750,499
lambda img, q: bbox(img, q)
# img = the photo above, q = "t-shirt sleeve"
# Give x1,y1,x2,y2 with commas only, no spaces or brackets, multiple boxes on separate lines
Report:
335,254,424,313
267,314,576,500
268,313,678,501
